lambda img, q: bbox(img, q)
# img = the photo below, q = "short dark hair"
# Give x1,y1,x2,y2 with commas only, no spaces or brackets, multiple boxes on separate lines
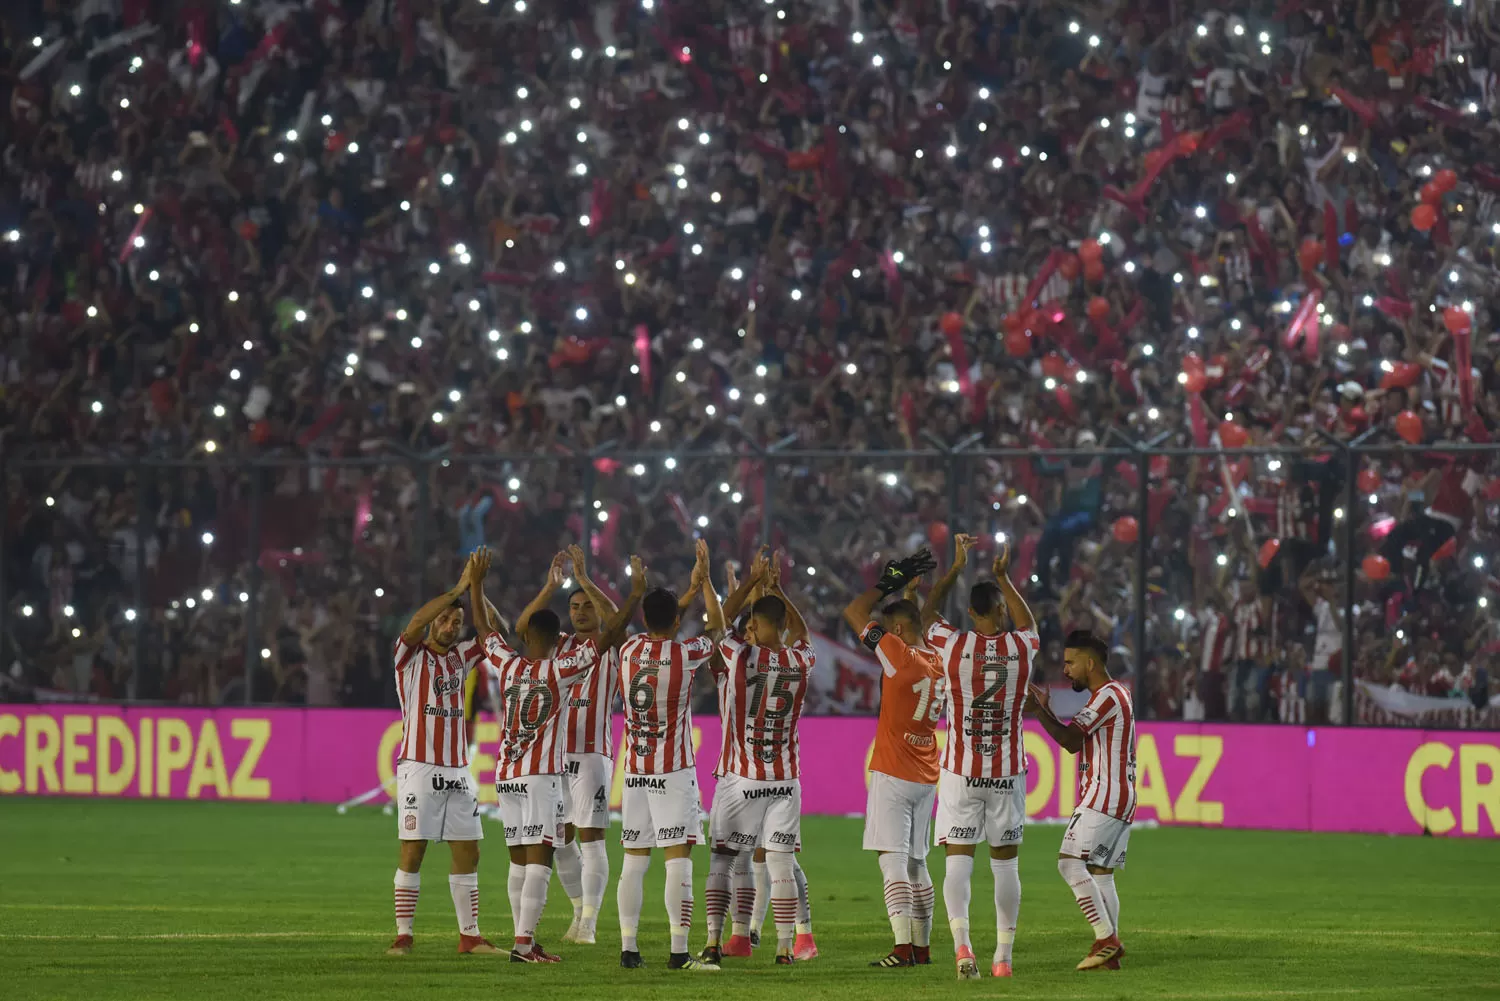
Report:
642,588,680,632
881,599,921,629
529,609,562,647
970,581,1003,617
750,594,787,628
1065,630,1109,667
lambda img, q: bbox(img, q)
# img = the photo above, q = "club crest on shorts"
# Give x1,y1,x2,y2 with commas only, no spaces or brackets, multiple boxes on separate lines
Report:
404,814,417,831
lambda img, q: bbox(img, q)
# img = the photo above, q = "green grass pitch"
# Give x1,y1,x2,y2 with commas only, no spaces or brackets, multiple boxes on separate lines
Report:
1,799,1497,1000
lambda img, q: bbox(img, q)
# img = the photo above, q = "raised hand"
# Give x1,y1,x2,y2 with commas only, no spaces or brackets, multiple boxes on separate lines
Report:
628,555,648,594
953,533,976,570
1026,682,1049,713
748,546,771,584
994,543,1012,578
471,546,492,580
691,538,710,587
769,549,784,589
566,543,590,581
546,552,567,589
725,560,741,595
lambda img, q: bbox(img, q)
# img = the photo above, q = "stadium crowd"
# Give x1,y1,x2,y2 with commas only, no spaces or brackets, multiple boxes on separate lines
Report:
1,0,1497,725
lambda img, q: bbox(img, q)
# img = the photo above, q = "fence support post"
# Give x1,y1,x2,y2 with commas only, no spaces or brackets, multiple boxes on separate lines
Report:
413,461,430,610
0,454,7,673
1341,444,1359,726
1134,448,1151,715
242,465,264,705
760,453,773,551
582,456,597,559
133,462,149,699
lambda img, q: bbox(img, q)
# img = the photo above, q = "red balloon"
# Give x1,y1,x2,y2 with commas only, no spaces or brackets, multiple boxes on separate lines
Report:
1078,238,1104,264
1178,131,1201,155
1004,329,1032,358
1058,253,1081,280
940,311,964,337
1434,168,1459,194
1112,516,1140,545
1362,553,1391,581
1298,238,1323,272
1395,410,1423,445
1184,371,1208,394
1357,467,1382,494
1041,351,1070,380
1087,296,1110,323
1420,182,1443,205
1218,420,1249,449
1412,203,1438,231
1083,258,1106,282
1443,305,1472,335
1002,312,1024,334
927,521,951,551
1258,538,1282,569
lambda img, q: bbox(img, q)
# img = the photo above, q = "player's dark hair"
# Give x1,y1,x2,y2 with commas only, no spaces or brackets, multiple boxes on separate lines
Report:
529,609,562,646
751,594,787,627
642,587,680,633
881,598,921,629
1065,630,1109,667
970,581,1003,617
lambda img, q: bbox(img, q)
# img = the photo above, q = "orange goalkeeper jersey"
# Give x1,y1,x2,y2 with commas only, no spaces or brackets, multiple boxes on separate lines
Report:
861,624,944,785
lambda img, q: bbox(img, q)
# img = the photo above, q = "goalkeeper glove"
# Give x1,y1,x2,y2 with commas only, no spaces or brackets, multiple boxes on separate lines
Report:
876,548,938,595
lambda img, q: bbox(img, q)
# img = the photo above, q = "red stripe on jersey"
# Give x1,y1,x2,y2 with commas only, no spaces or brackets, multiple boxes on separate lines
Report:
393,636,478,768
618,633,714,774
927,620,1036,778
556,634,618,755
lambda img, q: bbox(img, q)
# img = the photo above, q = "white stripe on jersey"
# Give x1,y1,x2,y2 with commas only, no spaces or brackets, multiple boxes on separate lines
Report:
1071,680,1137,822
556,634,619,756
925,618,1037,777
394,635,482,768
716,637,815,781
618,633,715,774
484,634,600,780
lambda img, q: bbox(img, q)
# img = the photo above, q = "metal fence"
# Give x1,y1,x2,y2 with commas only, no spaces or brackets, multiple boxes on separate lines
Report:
3,442,1495,727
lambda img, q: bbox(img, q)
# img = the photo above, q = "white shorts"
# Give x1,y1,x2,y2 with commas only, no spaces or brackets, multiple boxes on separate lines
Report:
396,761,483,842
709,774,801,852
495,773,567,847
621,768,705,849
862,771,936,855
1059,807,1131,870
562,753,612,830
935,768,1026,847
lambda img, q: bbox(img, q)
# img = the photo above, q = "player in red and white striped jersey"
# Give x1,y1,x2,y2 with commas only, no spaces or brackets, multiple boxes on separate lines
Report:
484,555,644,964
706,549,817,965
388,548,502,958
1029,631,1138,973
920,539,1037,980
511,547,627,946
615,539,721,972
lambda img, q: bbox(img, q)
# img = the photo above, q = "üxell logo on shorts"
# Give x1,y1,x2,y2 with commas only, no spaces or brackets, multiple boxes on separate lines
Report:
431,775,467,792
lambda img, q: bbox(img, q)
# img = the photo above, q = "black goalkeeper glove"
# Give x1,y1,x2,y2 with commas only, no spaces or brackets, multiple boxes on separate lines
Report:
875,548,939,595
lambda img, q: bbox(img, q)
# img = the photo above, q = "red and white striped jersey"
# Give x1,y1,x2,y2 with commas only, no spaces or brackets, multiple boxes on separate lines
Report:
394,635,484,768
483,634,600,780
926,617,1038,777
1072,680,1137,822
555,633,619,756
618,633,716,774
1198,608,1230,674
1231,595,1264,660
715,637,815,781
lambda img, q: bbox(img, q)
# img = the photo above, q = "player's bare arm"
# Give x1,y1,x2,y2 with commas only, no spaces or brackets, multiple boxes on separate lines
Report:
567,543,620,621
401,555,475,643
514,552,566,636
921,534,974,628
768,551,812,646
1027,683,1083,753
468,547,497,636
679,539,709,612
721,546,768,622
701,542,729,640
599,555,648,648
994,544,1036,632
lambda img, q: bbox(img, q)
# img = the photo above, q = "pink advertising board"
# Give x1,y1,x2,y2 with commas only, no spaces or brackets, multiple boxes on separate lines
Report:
1,705,1496,837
